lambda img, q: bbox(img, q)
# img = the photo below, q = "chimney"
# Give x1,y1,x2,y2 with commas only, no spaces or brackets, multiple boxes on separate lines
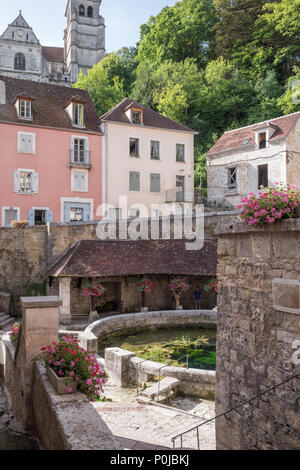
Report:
0,80,6,105
0,80,6,104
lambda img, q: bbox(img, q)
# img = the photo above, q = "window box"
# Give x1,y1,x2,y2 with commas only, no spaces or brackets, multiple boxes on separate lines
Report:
46,366,77,395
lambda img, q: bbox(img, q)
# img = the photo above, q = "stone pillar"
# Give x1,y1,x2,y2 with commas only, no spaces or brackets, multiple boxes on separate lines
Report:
15,296,61,430
59,277,72,325
215,220,300,450
105,348,136,387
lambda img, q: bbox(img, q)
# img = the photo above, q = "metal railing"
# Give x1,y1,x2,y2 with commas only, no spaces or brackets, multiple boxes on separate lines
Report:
171,371,300,450
69,150,92,169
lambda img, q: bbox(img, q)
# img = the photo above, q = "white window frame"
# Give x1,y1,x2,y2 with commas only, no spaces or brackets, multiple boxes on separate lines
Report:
71,169,88,192
2,207,20,227
176,143,186,162
150,140,160,160
18,131,36,155
71,135,89,164
255,130,269,149
129,137,140,158
60,197,94,223
72,103,85,127
15,168,38,194
18,100,32,120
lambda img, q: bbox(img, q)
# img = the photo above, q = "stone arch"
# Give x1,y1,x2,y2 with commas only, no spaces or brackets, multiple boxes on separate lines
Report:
79,4,85,16
14,53,26,71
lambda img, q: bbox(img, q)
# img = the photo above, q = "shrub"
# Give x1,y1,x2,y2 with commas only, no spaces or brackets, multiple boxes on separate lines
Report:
41,335,106,401
237,183,300,226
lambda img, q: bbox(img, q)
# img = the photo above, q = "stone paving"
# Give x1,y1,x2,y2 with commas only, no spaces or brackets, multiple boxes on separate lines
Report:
94,381,216,450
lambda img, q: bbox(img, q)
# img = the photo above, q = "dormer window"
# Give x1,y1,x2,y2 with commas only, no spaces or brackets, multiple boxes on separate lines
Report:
73,103,84,127
259,132,267,149
132,111,142,125
14,95,34,120
19,100,32,119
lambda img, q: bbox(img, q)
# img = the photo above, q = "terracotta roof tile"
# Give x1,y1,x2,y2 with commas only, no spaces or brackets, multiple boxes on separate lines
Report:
101,98,198,134
0,75,101,133
206,112,300,156
49,239,217,278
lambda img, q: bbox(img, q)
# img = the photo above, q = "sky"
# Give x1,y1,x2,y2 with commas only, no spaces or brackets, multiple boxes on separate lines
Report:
0,0,178,52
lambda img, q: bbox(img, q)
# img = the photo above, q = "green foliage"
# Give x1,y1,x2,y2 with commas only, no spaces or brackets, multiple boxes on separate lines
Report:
74,52,131,116
25,280,47,297
73,0,300,191
138,0,217,67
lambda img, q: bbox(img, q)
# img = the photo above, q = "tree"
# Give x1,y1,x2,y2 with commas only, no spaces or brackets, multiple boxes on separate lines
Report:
73,50,137,116
137,0,217,68
278,67,300,115
214,0,270,59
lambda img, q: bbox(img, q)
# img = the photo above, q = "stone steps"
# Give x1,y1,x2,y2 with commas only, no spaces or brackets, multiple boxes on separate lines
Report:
0,312,13,329
140,377,180,401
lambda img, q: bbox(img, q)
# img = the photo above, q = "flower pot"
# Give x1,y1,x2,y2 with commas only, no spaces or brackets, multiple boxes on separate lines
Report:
46,366,77,395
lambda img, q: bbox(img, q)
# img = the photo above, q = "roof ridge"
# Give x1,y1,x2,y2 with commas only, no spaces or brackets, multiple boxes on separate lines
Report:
224,111,300,134
100,97,130,119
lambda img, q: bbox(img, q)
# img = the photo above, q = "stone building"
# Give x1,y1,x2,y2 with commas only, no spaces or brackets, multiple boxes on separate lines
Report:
48,238,217,323
206,112,300,208
215,219,300,449
0,2,105,85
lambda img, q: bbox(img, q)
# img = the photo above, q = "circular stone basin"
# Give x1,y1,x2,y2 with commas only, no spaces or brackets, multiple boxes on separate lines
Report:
99,327,216,370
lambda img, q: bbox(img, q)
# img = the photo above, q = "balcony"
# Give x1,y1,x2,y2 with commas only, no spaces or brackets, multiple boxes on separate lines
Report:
69,150,92,170
166,189,205,204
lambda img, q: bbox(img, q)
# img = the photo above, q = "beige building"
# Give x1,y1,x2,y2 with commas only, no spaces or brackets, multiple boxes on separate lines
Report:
206,112,300,208
100,99,197,219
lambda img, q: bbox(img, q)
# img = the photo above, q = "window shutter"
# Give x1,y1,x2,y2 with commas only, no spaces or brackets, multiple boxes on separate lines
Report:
150,173,160,192
28,209,35,227
80,173,87,191
45,210,53,223
129,172,140,191
33,172,39,193
13,171,20,192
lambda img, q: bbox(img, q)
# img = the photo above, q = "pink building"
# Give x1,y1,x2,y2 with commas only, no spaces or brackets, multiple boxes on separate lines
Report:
0,76,102,226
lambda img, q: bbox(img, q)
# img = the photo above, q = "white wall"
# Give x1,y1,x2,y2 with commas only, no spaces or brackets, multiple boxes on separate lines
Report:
103,122,195,217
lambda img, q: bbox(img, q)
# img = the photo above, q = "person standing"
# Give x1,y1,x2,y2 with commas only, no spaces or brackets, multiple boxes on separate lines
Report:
194,287,202,310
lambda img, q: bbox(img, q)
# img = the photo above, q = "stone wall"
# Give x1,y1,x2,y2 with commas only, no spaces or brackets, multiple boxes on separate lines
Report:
0,226,47,315
0,212,237,316
79,309,217,354
215,219,300,450
0,291,11,315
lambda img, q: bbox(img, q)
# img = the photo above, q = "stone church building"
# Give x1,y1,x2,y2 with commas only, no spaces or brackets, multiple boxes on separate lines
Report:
0,0,105,85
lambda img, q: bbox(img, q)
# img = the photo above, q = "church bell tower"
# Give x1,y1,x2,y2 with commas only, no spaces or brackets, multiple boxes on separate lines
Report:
64,0,106,83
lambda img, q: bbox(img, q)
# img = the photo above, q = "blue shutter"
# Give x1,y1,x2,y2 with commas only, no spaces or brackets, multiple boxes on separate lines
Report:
28,209,35,227
45,210,53,223
64,204,70,222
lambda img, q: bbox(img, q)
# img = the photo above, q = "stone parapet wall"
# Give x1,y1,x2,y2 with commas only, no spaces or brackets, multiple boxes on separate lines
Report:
79,310,217,354
32,362,122,450
215,219,300,450
0,212,238,316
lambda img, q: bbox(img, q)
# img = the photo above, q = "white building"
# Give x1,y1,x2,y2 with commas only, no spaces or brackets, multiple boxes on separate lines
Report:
100,99,198,219
206,112,300,207
0,2,105,85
